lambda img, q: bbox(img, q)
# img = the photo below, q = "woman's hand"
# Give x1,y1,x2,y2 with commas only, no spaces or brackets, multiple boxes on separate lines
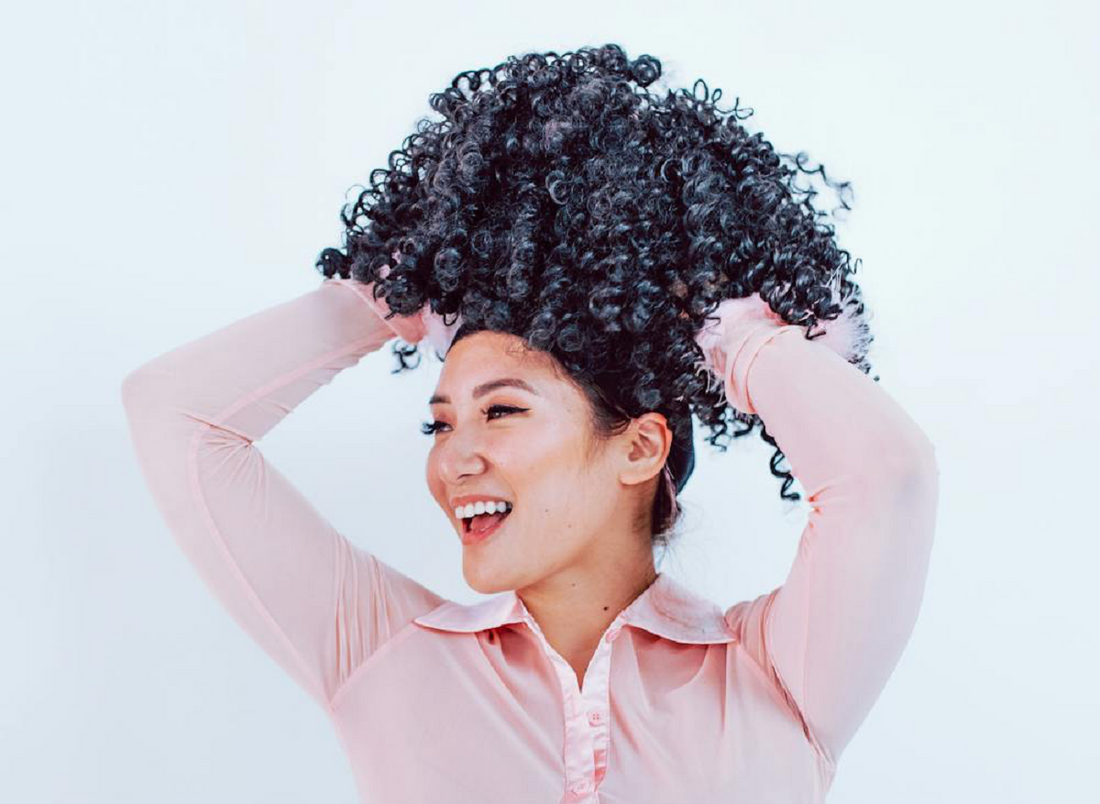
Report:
360,262,429,344
346,258,464,353
692,293,788,394
692,289,871,414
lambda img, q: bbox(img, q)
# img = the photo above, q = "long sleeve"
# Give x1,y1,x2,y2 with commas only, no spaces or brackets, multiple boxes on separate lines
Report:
120,278,447,713
721,315,940,771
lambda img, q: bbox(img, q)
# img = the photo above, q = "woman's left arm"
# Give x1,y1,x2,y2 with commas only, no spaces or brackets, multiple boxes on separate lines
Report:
707,296,940,770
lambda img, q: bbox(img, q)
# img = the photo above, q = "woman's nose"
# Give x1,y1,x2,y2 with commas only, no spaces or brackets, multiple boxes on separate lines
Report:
436,434,489,484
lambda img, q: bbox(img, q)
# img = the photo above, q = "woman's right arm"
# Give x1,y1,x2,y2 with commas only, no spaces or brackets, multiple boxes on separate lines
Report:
120,278,446,713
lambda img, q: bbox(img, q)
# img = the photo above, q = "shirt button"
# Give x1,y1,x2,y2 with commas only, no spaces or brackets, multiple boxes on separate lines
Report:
571,779,592,794
587,710,603,725
603,627,620,643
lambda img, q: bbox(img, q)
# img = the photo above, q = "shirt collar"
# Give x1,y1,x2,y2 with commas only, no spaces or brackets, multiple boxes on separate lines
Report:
413,571,736,645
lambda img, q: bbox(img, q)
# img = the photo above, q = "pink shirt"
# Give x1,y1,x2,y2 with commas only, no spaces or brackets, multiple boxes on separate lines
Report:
121,278,939,803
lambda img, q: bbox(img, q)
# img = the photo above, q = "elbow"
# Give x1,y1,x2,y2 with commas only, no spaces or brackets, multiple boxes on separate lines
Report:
120,369,145,415
904,437,939,488
893,441,940,548
120,364,176,420
120,368,157,417
885,443,938,503
886,421,939,488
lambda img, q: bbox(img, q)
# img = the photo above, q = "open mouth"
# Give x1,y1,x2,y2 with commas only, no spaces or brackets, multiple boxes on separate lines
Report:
463,509,512,535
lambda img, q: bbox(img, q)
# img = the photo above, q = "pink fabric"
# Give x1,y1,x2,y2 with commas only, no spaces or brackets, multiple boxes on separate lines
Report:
693,288,874,415
121,278,939,803
341,258,465,354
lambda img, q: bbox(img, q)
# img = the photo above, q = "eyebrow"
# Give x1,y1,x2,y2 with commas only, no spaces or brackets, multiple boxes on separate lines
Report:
429,378,540,406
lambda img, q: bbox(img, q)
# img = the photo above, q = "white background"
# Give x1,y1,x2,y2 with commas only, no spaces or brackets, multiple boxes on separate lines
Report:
3,1,1097,801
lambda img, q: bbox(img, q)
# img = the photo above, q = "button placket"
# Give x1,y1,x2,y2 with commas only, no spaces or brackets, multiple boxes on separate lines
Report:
521,602,622,803
520,612,599,796
579,629,615,788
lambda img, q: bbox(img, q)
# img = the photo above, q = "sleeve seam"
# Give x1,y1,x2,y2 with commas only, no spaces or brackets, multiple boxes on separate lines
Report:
185,424,329,708
763,582,836,770
177,335,384,711
210,335,388,438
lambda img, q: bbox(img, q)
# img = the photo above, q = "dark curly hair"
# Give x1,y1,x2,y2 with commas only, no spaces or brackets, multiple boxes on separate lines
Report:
314,42,878,553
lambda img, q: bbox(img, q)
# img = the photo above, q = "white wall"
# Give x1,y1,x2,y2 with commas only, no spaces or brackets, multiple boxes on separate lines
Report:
3,1,1096,801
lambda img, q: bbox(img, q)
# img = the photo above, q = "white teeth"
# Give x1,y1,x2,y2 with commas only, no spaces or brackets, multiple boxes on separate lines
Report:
454,501,513,519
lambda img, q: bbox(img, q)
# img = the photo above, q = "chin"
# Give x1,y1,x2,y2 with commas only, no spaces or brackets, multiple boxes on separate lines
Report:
462,562,519,596
463,571,504,596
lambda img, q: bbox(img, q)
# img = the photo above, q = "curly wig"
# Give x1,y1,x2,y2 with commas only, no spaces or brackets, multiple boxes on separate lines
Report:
315,42,878,551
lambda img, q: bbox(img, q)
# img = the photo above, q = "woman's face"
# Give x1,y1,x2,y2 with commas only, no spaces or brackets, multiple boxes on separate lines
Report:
424,331,662,595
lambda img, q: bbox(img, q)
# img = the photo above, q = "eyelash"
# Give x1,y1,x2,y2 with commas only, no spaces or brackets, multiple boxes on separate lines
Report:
420,405,528,436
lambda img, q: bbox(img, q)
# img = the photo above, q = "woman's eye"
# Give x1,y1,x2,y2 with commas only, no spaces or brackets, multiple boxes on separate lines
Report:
419,405,527,436
420,420,447,436
485,404,525,420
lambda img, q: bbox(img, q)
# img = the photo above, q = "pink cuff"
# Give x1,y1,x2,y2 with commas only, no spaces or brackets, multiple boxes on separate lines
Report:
325,272,464,358
325,278,404,334
693,289,870,415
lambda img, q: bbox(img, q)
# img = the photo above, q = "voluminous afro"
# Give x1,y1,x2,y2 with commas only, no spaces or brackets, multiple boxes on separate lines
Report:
316,42,878,515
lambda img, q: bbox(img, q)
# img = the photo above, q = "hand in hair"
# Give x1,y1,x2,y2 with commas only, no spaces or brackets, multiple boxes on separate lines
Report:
693,293,794,416
341,258,464,350
693,290,872,416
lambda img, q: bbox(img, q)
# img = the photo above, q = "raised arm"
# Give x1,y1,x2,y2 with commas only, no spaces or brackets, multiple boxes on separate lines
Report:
714,297,940,770
120,278,446,712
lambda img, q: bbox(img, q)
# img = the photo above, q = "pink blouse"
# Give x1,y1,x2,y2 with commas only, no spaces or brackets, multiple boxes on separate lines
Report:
121,277,939,803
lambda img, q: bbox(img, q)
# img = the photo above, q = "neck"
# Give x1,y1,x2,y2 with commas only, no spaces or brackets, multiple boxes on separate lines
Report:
517,557,658,686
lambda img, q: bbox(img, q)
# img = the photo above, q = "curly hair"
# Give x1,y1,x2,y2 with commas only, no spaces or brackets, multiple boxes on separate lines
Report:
315,42,879,551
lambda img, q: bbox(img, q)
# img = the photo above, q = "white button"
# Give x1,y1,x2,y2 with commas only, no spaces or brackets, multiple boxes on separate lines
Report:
587,710,602,725
603,627,620,643
571,779,592,794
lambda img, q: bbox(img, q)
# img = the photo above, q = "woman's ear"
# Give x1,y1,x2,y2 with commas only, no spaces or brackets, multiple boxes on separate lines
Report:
618,413,673,488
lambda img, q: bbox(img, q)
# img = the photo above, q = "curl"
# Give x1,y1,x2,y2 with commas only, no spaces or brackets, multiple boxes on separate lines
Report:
315,42,878,521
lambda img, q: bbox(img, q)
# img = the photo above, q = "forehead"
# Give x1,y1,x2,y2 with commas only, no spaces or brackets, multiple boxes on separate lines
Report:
444,331,551,372
432,331,566,401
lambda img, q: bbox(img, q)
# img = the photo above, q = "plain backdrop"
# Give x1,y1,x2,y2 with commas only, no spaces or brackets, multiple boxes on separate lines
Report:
3,1,1097,801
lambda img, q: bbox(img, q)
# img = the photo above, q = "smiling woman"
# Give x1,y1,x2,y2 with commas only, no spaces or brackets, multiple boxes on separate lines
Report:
420,328,674,608
121,42,938,804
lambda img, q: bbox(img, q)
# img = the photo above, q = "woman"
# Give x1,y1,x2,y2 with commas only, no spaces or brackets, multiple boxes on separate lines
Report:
121,44,939,803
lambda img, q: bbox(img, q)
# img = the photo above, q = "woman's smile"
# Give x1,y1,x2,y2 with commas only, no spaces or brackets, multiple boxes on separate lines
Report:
459,508,512,546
